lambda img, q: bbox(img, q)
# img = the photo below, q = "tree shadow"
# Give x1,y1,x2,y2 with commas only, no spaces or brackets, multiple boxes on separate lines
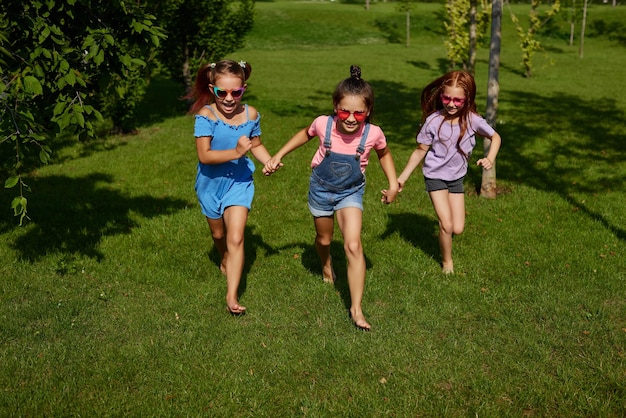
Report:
380,212,440,261
489,89,626,241
2,173,189,261
206,224,279,299
277,240,373,313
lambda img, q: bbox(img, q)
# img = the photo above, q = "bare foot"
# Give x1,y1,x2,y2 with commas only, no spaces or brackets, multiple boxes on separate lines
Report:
220,263,227,276
226,303,246,315
349,309,371,331
442,261,454,275
322,256,336,283
322,265,336,284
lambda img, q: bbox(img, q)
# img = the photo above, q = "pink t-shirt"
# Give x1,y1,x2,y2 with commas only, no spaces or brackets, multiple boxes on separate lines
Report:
308,116,388,173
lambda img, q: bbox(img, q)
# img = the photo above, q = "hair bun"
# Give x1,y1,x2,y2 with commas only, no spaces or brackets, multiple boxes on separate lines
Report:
350,65,361,80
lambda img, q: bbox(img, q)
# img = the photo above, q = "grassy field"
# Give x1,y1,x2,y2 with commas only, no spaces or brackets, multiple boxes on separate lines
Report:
1,1,625,416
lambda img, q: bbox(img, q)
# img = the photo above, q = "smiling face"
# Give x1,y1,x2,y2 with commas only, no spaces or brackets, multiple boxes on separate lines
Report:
334,95,369,135
440,85,466,117
210,75,246,117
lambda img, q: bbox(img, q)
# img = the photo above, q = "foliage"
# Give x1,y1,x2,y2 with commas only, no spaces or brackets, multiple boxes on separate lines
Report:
509,0,561,77
444,0,491,70
147,0,255,94
0,0,165,224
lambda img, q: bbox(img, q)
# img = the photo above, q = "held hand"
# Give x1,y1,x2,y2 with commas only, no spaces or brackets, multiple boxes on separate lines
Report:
380,185,399,204
236,136,253,157
397,179,406,193
262,156,284,176
476,158,493,170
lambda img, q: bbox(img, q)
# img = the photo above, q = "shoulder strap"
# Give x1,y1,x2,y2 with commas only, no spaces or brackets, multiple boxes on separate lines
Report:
355,123,370,160
324,116,334,156
205,105,219,119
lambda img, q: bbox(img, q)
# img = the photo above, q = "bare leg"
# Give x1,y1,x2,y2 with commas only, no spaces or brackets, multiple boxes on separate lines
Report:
313,216,336,283
336,207,370,330
207,217,227,275
220,206,249,313
429,190,465,274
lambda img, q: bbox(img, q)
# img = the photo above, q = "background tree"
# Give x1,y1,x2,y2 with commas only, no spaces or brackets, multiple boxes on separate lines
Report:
1,0,165,224
579,0,589,58
147,0,254,95
444,0,491,72
397,0,416,48
509,0,561,77
482,0,503,199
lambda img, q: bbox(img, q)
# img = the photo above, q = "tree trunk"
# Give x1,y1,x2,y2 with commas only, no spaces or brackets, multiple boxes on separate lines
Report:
448,0,456,71
579,0,588,58
482,0,502,199
569,0,575,46
182,44,192,98
468,0,478,74
406,10,411,47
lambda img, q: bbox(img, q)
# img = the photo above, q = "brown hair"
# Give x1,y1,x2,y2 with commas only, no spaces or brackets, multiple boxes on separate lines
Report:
420,71,477,160
332,65,375,123
187,60,252,115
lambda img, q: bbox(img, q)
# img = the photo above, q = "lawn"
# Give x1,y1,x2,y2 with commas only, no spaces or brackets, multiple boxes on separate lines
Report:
1,1,625,416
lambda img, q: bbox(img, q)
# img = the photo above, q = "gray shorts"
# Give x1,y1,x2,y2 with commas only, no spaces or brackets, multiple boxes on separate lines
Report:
424,176,464,193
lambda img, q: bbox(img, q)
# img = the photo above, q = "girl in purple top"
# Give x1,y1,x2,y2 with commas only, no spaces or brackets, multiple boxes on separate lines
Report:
397,71,501,275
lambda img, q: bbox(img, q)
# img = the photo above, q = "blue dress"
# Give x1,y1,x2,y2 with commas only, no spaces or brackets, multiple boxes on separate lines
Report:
194,104,261,219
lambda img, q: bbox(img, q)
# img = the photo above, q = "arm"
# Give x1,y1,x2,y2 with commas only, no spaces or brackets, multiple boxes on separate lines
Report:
196,135,252,165
476,131,502,170
376,147,399,204
397,143,430,191
249,136,272,166
263,128,313,176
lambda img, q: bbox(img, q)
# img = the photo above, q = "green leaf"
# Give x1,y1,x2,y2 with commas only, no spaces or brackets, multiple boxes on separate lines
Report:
39,149,51,164
131,58,146,67
64,71,76,86
94,49,104,65
23,76,43,96
53,101,66,116
5,176,19,189
39,26,51,42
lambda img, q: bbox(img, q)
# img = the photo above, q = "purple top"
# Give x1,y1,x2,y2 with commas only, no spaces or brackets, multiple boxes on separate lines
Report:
417,111,495,181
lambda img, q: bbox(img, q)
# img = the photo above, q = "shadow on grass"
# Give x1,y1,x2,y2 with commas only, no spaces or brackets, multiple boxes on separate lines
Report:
1,173,189,261
275,240,373,312
380,212,440,260
207,224,279,299
494,90,626,241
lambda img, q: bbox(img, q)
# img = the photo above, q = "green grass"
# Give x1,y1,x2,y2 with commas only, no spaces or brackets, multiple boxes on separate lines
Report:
1,1,626,416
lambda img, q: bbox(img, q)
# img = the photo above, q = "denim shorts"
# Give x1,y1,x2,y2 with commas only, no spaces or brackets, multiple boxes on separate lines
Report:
424,176,465,193
308,177,365,217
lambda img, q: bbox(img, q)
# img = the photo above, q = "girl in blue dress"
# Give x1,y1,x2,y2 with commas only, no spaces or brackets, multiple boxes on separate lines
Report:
188,60,272,315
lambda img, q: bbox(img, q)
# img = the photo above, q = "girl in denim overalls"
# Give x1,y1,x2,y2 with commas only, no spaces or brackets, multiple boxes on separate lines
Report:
264,66,398,330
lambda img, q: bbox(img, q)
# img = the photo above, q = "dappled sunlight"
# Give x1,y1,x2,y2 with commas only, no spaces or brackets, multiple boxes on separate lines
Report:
495,90,626,240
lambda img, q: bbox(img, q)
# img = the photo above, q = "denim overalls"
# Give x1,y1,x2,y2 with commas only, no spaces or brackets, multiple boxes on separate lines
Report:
308,116,370,216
